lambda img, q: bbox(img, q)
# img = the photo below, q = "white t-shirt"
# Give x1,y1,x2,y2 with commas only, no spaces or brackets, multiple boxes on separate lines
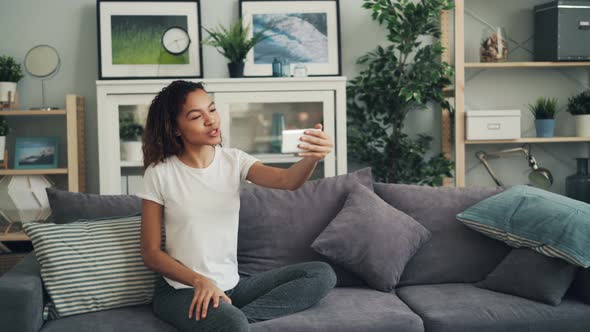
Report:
136,145,259,291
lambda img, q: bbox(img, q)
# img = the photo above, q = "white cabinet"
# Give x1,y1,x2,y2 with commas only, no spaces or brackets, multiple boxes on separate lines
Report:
96,77,347,195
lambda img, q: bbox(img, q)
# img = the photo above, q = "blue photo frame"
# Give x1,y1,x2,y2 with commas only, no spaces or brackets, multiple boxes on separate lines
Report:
14,137,59,169
239,0,342,77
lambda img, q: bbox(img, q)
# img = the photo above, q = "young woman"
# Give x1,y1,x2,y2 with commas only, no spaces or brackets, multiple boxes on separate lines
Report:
137,80,337,332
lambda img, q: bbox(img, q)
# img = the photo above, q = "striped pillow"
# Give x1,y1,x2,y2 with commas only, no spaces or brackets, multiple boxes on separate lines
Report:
457,185,590,268
22,216,159,320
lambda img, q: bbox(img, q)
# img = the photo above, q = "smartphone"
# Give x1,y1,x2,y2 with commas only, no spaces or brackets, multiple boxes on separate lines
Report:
281,128,321,154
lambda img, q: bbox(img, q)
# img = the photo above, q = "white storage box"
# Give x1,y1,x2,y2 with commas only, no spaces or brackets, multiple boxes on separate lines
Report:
466,110,521,140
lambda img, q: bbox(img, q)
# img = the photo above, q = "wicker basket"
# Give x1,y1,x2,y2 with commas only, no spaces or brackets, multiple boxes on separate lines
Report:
0,252,29,276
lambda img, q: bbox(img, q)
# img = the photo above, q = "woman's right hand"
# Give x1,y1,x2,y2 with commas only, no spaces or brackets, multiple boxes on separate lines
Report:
189,276,232,321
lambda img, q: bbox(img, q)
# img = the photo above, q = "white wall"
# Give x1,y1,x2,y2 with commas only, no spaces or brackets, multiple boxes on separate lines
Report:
2,0,416,193
13,1,578,193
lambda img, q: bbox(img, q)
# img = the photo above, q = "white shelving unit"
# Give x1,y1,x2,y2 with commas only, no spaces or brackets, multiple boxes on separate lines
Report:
96,77,347,195
451,0,590,187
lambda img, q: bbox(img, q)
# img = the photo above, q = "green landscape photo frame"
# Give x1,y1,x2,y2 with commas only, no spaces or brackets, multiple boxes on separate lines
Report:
97,0,203,79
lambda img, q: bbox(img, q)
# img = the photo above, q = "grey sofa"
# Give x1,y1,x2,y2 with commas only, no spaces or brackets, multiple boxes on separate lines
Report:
2,181,590,332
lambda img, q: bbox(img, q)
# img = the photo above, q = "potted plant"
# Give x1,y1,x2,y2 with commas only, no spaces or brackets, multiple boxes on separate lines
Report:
528,97,558,137
0,117,9,161
567,89,590,137
201,17,271,78
119,114,144,162
347,0,454,185
0,55,24,106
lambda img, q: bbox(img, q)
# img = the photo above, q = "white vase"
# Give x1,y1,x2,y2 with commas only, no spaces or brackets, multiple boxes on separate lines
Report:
575,114,590,137
0,136,5,161
0,82,17,103
120,141,143,162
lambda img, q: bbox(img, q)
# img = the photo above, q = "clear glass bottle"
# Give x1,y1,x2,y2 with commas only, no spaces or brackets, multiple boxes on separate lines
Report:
281,58,290,77
480,27,508,62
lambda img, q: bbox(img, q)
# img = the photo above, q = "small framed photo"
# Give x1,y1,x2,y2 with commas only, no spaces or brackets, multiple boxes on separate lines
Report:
14,137,58,169
240,0,342,77
97,0,203,79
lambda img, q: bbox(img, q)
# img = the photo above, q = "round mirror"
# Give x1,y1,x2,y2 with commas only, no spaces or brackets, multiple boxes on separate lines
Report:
24,45,60,78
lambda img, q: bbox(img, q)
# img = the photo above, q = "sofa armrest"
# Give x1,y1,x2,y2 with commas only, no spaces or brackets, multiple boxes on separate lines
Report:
0,252,45,332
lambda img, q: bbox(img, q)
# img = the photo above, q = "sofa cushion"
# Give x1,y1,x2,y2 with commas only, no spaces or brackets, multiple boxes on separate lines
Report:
397,283,590,332
46,188,141,224
250,286,424,332
476,248,578,306
374,183,510,286
311,183,431,292
41,287,424,332
457,185,590,268
572,268,590,304
39,304,177,332
238,168,373,287
22,216,158,320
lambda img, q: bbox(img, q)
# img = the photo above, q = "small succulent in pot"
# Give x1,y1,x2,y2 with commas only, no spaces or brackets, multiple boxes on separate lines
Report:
0,55,23,83
529,97,558,138
0,55,23,104
567,89,590,137
567,89,590,116
529,97,558,120
119,114,144,142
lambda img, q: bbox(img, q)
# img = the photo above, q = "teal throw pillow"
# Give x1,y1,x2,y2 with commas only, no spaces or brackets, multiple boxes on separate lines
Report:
457,185,590,268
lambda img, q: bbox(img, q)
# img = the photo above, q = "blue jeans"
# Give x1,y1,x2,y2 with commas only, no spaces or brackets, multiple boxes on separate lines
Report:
152,261,337,332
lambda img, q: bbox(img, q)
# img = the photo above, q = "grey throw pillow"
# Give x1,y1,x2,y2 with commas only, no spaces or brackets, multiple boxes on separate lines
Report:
46,188,142,224
476,248,578,306
311,183,431,292
238,167,374,287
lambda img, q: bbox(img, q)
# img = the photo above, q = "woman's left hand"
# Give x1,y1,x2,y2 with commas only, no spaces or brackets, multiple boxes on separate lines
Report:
297,123,333,161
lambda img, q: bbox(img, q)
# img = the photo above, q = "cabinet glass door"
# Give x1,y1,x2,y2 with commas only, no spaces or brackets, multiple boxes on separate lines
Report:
213,90,336,178
104,94,154,194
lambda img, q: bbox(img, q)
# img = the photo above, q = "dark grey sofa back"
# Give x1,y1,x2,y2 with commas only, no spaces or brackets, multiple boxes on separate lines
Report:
374,183,511,286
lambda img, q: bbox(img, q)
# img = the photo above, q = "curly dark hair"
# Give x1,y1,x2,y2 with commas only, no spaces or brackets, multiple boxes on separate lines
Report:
142,80,221,169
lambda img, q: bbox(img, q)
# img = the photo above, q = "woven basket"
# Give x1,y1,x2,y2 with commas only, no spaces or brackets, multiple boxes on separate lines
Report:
0,252,29,276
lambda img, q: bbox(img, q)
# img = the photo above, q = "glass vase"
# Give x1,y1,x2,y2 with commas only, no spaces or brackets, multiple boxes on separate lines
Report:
565,158,590,203
480,27,508,62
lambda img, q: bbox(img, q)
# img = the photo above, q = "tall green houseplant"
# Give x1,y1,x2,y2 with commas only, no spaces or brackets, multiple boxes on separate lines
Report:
348,0,454,185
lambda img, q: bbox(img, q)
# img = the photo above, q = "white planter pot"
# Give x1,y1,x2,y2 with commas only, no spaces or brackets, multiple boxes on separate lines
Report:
575,114,590,137
0,136,5,161
120,141,143,162
0,82,17,103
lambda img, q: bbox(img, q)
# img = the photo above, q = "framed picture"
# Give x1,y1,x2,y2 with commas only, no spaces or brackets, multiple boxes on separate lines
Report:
14,137,58,169
97,0,203,79
240,0,341,77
